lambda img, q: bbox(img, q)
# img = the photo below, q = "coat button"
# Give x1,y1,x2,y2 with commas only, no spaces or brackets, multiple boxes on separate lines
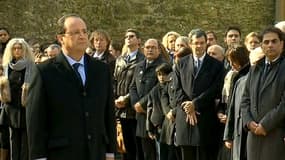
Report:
87,134,92,140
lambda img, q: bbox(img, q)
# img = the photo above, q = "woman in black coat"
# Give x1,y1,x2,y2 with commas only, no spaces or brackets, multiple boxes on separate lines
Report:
0,38,34,160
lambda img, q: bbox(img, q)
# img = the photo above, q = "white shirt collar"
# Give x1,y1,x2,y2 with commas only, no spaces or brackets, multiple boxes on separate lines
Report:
193,52,206,62
63,53,85,67
265,56,280,64
93,51,104,59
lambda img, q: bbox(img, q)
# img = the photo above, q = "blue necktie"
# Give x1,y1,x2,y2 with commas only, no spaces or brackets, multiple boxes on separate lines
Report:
194,59,201,74
73,63,83,84
125,55,130,63
197,59,201,70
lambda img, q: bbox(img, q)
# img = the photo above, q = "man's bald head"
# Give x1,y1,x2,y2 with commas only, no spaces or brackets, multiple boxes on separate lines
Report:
207,44,225,62
275,21,285,33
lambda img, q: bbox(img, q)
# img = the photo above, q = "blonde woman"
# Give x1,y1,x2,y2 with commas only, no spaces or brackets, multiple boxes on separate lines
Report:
162,31,180,63
244,32,260,52
0,38,33,160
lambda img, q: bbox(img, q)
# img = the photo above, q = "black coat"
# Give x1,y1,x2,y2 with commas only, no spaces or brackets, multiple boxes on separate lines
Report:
148,75,177,145
114,52,144,119
129,57,165,137
174,54,225,146
1,67,26,128
26,53,116,160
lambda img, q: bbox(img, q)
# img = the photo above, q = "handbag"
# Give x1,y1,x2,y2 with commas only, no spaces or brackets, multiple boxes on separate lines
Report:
0,76,11,103
116,120,126,153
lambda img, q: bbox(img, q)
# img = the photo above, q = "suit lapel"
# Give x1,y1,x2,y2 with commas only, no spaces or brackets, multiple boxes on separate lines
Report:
189,55,196,77
184,56,195,95
252,63,263,106
84,54,103,91
260,61,280,92
54,53,83,88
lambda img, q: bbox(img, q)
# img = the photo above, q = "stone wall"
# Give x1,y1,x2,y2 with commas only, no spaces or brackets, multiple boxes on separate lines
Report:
0,0,275,44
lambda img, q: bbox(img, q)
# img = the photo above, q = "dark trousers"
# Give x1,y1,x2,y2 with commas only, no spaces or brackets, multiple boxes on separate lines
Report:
10,127,28,160
181,145,217,160
0,125,9,149
140,137,156,160
120,118,137,160
136,136,144,160
160,143,181,160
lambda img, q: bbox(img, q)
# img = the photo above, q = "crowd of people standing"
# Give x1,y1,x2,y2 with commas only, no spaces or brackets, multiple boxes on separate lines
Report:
0,14,285,160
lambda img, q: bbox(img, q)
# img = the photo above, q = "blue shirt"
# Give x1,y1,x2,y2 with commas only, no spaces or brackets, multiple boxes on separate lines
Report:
63,53,86,85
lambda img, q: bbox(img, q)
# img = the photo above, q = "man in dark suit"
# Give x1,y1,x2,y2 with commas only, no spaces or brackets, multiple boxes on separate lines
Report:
241,27,285,160
26,14,116,160
173,29,225,160
130,39,165,160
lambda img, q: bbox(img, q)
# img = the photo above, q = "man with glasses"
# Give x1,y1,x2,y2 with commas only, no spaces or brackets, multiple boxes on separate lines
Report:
26,14,116,160
130,39,165,160
114,28,144,160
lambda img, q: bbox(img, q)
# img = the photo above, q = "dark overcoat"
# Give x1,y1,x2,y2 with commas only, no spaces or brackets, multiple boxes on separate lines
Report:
129,57,165,138
174,54,225,146
241,56,285,160
26,53,116,160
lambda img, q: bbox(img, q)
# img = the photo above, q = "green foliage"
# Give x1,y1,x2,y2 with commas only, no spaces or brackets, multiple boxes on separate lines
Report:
0,0,275,45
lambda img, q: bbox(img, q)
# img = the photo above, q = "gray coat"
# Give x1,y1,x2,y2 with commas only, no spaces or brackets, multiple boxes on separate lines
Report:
224,75,248,160
241,56,285,160
159,75,177,145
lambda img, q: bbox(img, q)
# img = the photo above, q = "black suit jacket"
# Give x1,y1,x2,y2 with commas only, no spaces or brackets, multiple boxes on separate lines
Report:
174,54,225,146
26,53,116,160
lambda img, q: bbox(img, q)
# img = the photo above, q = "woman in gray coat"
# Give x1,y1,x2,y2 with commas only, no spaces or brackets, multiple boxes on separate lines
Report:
223,45,250,160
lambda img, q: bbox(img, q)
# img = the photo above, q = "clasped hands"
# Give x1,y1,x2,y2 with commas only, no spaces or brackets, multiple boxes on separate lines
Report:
115,96,127,108
181,101,200,126
134,102,146,114
248,121,267,136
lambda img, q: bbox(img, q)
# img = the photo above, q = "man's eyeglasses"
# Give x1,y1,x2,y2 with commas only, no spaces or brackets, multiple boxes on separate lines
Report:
64,29,89,36
125,35,136,39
